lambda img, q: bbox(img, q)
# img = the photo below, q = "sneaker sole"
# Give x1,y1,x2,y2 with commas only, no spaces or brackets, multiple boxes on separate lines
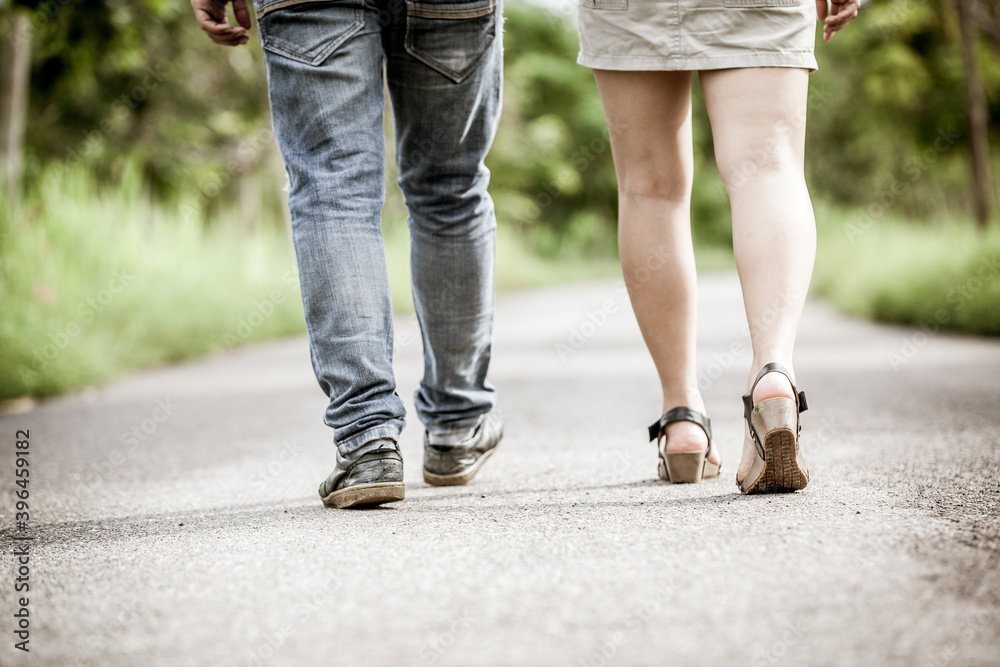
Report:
423,447,498,487
321,482,405,509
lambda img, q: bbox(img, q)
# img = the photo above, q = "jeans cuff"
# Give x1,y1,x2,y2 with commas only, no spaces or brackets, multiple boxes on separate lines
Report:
337,423,403,457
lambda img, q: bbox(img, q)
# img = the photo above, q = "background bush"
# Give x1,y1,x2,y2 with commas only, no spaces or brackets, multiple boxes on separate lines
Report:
1,0,998,401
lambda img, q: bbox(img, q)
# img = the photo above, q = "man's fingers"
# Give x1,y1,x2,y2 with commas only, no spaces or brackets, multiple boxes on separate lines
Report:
191,0,225,23
214,30,249,46
193,7,224,31
200,19,248,46
192,0,251,45
196,13,245,38
233,0,253,30
210,30,249,46
201,21,234,36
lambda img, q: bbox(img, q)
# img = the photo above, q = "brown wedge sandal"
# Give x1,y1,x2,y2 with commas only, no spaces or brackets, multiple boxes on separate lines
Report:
648,407,721,484
737,362,810,494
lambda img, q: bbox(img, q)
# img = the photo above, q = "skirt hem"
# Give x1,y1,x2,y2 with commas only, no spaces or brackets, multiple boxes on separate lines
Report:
577,52,819,72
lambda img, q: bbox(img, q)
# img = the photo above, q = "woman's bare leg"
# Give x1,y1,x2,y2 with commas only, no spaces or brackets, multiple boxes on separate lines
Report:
700,68,817,482
593,70,718,462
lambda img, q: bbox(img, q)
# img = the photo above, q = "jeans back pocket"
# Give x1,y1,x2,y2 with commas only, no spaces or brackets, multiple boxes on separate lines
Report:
405,0,497,83
258,2,365,67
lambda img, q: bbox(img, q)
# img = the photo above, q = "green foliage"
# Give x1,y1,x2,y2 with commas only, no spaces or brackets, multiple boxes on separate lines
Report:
0,164,305,400
17,0,281,217
813,210,1000,335
0,159,628,400
489,4,619,255
12,0,1000,251
806,0,1000,218
2,0,998,405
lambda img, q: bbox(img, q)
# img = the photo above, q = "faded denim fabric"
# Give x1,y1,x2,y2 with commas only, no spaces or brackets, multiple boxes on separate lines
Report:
258,0,502,454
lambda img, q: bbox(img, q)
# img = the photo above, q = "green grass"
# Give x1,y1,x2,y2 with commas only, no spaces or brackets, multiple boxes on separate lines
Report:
19,165,995,405
813,205,1000,335
1,169,630,402
0,167,306,401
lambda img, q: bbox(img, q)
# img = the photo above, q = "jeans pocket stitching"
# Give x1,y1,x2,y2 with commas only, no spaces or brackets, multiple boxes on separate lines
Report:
404,3,497,83
408,2,496,19
260,7,365,67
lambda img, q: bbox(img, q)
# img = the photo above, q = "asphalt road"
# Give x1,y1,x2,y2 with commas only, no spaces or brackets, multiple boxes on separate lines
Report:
1,273,998,667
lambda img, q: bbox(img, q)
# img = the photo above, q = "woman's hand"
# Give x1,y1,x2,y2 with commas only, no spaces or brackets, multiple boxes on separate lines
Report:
816,0,860,42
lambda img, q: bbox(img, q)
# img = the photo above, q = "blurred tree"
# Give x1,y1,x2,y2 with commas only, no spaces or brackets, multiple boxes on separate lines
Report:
0,3,31,206
12,0,280,223
488,3,619,254
806,0,999,222
956,0,994,226
4,0,997,251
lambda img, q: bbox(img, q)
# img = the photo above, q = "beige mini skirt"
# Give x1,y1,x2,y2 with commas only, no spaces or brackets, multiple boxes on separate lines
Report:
577,0,818,71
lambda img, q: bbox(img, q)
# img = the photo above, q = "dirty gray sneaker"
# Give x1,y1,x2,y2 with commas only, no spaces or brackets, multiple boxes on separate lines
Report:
423,409,503,486
319,440,405,509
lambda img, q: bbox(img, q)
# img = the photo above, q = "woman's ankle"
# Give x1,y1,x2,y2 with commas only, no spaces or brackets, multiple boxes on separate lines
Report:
750,367,795,402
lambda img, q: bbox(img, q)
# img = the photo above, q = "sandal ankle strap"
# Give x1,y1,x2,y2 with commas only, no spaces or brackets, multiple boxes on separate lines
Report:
648,406,714,464
742,362,807,461
741,362,808,424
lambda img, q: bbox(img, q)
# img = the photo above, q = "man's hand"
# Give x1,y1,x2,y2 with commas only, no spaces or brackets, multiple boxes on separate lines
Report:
816,0,860,42
192,0,252,46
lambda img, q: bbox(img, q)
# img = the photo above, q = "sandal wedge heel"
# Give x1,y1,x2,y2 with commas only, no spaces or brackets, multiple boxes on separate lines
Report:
738,362,810,494
648,407,720,484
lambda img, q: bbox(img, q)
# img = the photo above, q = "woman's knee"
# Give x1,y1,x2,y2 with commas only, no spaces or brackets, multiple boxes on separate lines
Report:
618,165,692,203
716,144,802,194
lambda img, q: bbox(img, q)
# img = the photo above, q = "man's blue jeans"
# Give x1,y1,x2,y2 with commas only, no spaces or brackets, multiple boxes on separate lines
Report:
256,0,502,455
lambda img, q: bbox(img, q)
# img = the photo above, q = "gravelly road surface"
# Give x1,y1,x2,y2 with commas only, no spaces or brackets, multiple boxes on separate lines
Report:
1,273,998,667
